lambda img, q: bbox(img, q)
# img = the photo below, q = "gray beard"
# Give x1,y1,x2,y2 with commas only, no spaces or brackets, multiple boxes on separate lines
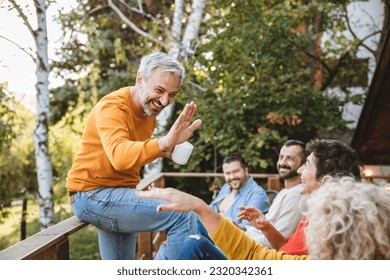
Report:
140,88,159,117
142,103,157,116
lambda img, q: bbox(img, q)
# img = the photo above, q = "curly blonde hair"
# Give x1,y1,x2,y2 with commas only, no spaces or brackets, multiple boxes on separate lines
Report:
304,177,390,259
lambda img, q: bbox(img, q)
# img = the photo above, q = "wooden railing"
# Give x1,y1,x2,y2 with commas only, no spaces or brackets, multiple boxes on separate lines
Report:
0,215,89,260
1,172,388,260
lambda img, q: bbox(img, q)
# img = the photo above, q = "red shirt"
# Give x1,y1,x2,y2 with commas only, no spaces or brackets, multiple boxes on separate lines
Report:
278,217,308,255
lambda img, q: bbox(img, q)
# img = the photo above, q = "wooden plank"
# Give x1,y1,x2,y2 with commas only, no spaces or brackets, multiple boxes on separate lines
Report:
137,232,153,260
0,216,88,260
267,175,281,191
162,172,278,179
137,173,165,190
30,239,69,260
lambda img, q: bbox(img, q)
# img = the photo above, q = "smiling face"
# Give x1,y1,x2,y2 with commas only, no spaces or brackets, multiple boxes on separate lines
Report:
223,160,249,191
277,145,304,180
297,153,323,195
137,67,180,116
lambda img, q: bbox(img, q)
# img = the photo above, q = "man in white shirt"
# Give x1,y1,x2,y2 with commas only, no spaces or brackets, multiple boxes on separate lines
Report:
244,140,306,248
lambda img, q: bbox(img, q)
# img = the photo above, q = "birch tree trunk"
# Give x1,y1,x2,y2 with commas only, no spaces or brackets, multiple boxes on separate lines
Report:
180,0,207,61
9,0,55,229
33,0,54,230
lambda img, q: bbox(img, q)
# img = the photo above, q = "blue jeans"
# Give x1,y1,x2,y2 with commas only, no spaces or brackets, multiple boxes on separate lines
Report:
177,234,228,260
155,219,228,260
71,187,198,260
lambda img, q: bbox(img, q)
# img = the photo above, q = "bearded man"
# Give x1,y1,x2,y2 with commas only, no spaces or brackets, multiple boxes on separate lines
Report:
244,140,307,248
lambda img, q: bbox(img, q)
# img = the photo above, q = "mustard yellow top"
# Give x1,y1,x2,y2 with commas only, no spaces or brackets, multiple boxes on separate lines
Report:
212,216,310,260
66,86,164,192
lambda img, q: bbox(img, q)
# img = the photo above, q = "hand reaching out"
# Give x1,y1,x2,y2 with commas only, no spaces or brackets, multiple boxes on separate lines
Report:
157,101,202,152
238,206,288,250
136,187,205,213
237,206,270,231
136,186,222,237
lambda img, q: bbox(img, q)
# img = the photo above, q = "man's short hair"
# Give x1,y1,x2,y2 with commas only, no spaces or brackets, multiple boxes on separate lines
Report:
283,139,307,163
138,52,185,84
223,154,248,169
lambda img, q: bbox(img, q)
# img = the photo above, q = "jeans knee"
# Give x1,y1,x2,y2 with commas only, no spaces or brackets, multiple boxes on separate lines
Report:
180,234,208,254
179,234,225,260
184,234,211,247
188,234,202,241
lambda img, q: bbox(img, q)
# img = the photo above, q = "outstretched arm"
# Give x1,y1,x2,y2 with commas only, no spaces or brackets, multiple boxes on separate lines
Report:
136,187,221,236
238,206,288,250
137,188,309,260
157,101,202,154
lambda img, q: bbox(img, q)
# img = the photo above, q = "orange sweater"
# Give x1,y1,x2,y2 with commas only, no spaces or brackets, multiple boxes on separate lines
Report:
212,217,310,260
66,87,164,192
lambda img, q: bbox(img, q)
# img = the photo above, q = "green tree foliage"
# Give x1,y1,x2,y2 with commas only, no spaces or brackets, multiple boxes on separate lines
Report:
0,87,37,222
0,87,15,152
170,0,372,175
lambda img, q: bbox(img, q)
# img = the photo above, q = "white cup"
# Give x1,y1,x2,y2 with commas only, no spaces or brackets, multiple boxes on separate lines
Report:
172,141,194,165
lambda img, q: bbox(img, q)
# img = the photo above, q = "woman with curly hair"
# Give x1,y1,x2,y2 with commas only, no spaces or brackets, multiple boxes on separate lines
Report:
305,177,390,259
